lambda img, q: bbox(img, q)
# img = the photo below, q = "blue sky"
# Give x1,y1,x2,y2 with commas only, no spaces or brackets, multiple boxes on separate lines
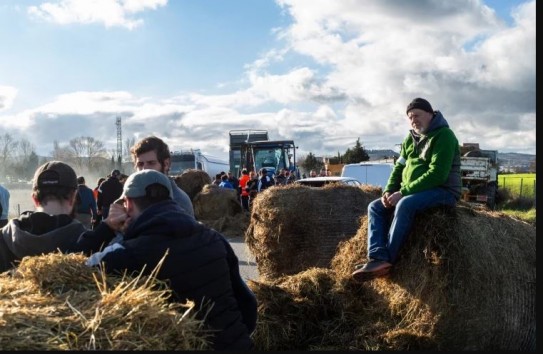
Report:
0,0,536,162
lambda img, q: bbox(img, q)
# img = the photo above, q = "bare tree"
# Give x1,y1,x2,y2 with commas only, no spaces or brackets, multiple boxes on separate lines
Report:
11,138,38,179
0,133,19,176
68,136,108,171
124,137,136,162
51,140,73,161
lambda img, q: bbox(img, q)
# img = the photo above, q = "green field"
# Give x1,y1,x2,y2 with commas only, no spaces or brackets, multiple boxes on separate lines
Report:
499,173,536,199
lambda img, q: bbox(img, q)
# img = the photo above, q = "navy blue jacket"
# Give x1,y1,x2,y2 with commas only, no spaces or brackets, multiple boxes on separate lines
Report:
79,199,257,350
76,184,98,216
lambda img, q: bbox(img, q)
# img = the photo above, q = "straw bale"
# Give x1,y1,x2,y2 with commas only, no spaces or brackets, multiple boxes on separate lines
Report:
0,252,211,350
247,267,432,350
198,211,250,239
247,201,535,350
193,184,242,220
245,184,381,280
330,202,536,350
173,168,212,201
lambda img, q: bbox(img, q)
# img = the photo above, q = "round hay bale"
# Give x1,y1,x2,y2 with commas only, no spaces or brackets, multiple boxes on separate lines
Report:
331,203,536,350
173,169,212,201
245,183,381,281
193,184,242,220
198,212,250,238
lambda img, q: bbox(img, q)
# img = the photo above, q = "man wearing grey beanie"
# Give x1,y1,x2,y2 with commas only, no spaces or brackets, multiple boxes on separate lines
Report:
352,97,462,282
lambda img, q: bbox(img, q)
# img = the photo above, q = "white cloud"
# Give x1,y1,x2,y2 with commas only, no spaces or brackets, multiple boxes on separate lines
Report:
27,0,167,29
0,86,18,111
1,0,535,159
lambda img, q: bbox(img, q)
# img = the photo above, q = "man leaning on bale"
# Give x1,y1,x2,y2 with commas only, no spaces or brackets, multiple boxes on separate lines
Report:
74,169,257,350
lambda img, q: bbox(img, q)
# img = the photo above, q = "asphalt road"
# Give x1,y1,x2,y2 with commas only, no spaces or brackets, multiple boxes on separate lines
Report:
226,235,259,282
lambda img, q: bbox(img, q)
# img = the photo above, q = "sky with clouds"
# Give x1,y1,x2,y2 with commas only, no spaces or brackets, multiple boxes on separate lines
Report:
0,0,536,163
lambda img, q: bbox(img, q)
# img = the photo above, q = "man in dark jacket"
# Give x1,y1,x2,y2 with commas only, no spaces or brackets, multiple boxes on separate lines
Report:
0,161,87,272
78,169,257,350
96,169,123,219
257,168,275,191
74,176,98,229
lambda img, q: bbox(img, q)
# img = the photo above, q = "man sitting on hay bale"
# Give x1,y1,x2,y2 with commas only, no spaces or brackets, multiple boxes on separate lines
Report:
76,169,257,350
352,98,462,282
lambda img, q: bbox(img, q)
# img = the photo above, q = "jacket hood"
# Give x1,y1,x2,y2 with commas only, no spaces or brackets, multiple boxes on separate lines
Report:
1,211,86,258
123,199,197,241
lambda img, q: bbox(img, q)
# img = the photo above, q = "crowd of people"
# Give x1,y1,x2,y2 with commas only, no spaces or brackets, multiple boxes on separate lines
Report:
0,135,257,350
0,97,462,349
211,166,298,211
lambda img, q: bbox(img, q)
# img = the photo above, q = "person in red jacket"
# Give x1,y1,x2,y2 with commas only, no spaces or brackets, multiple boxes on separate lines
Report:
238,169,251,212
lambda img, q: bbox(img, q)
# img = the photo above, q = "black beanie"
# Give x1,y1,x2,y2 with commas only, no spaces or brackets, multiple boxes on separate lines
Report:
406,98,433,115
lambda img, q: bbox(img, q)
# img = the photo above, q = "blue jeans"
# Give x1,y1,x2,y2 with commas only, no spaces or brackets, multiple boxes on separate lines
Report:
367,188,457,264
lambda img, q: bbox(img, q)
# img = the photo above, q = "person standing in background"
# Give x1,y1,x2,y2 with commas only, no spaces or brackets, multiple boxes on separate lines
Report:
218,174,234,189
97,170,124,220
238,169,251,212
0,184,10,228
92,177,105,229
257,168,274,192
74,176,98,229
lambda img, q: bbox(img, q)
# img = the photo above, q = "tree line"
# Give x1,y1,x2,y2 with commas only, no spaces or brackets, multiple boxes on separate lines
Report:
0,133,135,182
1,133,374,182
298,138,371,173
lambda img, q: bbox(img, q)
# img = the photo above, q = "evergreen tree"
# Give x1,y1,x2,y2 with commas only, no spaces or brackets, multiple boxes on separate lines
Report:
342,138,369,163
300,152,324,174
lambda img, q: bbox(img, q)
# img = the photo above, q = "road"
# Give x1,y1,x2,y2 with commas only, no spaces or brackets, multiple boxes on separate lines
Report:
227,235,259,282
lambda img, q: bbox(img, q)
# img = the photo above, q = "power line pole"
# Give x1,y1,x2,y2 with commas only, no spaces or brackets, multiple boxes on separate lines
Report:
116,116,122,170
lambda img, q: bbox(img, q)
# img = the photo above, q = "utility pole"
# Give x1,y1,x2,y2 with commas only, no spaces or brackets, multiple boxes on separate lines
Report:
116,116,122,171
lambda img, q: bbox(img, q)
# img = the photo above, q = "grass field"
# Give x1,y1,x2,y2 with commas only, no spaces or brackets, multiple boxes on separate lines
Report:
7,187,35,218
499,173,536,199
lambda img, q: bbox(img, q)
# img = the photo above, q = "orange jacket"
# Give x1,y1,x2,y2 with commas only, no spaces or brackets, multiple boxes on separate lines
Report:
239,174,251,197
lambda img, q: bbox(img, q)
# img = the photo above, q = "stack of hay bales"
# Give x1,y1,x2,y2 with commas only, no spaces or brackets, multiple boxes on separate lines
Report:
0,253,211,350
174,170,248,238
246,184,536,350
245,183,381,280
173,169,212,201
193,184,246,238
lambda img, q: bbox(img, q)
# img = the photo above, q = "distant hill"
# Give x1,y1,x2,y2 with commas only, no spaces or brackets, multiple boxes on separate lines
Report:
366,149,535,172
497,152,535,172
367,149,399,161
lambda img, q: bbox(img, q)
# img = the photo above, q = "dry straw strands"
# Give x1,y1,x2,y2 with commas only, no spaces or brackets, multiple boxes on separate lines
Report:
0,252,212,350
246,184,536,351
174,168,212,201
245,183,381,280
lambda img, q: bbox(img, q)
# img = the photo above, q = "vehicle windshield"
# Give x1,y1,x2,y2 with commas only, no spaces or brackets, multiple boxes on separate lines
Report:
170,154,195,175
253,145,294,173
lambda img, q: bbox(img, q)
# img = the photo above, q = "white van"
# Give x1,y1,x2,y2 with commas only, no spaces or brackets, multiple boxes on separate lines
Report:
340,162,395,189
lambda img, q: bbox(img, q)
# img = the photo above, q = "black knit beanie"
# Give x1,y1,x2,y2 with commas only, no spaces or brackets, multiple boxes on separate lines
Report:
406,98,433,115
